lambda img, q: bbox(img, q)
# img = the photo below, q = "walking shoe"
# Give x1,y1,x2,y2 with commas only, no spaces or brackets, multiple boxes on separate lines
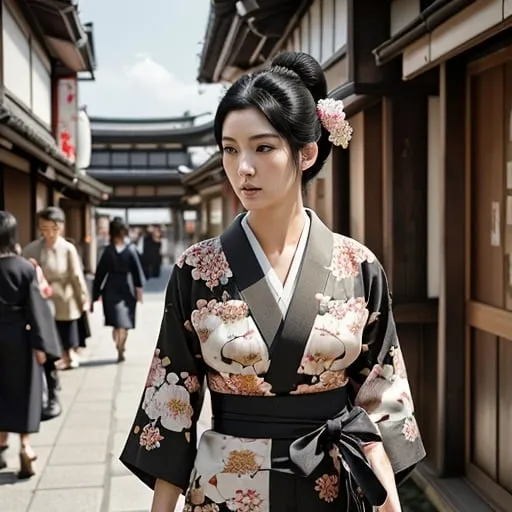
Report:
41,397,62,421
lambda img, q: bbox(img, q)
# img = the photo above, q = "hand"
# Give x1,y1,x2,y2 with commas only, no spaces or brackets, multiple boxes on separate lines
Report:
34,350,46,365
82,301,89,312
136,287,143,303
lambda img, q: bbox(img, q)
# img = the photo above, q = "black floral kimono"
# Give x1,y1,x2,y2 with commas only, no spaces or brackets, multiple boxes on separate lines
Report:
120,210,425,511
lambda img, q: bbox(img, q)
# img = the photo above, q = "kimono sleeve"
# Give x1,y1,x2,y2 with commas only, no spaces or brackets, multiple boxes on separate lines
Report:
119,262,206,492
348,259,426,482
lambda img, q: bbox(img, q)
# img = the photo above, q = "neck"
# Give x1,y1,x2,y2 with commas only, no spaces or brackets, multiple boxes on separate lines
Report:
247,195,305,254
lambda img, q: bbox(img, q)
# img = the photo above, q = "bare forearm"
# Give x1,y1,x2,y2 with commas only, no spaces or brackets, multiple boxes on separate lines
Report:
363,442,402,512
151,479,181,512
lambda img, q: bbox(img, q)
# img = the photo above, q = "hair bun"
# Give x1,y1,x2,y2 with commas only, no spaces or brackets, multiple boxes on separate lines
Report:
270,51,327,103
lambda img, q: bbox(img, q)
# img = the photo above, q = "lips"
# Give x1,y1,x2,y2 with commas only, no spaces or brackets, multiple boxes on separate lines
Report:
240,184,261,192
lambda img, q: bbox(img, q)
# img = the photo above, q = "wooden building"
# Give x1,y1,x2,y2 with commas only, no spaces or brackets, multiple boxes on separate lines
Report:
87,114,217,245
0,0,111,272
198,1,512,510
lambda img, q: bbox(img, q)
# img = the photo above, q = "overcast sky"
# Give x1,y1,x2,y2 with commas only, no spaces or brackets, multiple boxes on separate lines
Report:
78,0,224,119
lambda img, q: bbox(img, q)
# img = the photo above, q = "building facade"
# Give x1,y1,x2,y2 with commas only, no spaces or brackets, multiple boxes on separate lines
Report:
197,1,512,510
0,0,111,272
87,115,218,253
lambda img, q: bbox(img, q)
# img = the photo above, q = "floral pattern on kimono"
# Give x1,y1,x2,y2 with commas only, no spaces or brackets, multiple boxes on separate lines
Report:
119,210,425,511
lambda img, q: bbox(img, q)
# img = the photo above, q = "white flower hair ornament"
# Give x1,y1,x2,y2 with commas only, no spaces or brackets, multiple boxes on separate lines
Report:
316,98,353,149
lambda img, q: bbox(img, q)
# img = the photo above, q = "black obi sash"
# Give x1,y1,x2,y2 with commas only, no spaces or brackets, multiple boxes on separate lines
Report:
211,388,388,507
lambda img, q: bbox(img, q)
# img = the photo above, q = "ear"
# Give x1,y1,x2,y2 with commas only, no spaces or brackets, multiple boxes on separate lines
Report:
299,143,318,172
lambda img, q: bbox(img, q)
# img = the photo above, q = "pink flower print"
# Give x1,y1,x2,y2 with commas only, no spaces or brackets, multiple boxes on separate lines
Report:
315,474,339,503
329,234,375,281
402,416,419,442
146,349,166,388
229,489,264,512
181,373,201,393
139,423,164,451
176,238,233,290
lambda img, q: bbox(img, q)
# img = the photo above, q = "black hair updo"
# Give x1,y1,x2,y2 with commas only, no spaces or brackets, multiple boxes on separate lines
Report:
214,51,332,185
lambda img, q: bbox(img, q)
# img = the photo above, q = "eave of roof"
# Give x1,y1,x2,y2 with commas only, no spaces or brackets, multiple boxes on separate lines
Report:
86,169,184,185
198,1,238,83
24,0,96,74
181,152,223,186
91,120,217,146
0,96,111,200
197,0,312,84
90,113,209,125
372,0,475,66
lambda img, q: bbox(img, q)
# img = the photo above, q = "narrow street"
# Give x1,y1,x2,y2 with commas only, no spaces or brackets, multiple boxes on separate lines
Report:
0,268,207,512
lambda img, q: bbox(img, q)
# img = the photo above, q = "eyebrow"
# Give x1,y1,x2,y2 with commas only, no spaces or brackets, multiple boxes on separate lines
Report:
222,133,281,142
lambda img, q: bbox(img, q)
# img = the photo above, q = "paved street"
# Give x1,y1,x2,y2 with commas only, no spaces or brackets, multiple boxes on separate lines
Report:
0,267,208,512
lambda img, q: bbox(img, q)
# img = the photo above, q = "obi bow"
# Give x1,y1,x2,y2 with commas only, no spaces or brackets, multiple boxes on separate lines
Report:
289,406,388,507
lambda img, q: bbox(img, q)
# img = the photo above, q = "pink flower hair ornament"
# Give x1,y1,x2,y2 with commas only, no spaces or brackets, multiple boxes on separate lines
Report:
316,98,353,149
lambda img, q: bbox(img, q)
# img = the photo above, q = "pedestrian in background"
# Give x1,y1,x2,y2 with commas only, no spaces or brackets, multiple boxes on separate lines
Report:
23,206,89,420
0,211,49,479
91,217,144,362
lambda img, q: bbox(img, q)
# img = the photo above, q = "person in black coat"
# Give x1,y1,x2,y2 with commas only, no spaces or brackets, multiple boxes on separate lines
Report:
91,218,144,362
0,211,54,479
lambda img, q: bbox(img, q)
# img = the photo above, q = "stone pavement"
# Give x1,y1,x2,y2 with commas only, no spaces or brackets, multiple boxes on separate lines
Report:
0,267,208,512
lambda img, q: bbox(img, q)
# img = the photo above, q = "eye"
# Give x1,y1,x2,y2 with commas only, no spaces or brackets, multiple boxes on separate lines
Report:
222,146,237,154
257,145,273,152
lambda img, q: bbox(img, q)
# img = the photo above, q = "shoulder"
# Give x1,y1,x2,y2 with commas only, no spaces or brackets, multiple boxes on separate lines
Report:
174,237,232,290
61,238,76,251
175,237,224,269
10,256,36,280
329,233,379,280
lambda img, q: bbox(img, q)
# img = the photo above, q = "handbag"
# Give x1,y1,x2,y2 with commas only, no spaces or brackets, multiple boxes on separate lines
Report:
77,311,91,340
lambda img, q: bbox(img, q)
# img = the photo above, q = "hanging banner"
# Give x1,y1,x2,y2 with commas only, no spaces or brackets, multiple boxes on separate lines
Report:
56,77,78,164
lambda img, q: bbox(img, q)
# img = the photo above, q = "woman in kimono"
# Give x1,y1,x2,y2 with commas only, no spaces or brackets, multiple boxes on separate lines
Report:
91,217,144,362
0,211,50,478
120,51,425,511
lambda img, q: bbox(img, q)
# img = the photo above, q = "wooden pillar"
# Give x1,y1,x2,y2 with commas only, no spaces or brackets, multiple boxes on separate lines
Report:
29,161,37,240
363,103,384,262
0,165,4,210
436,59,466,477
331,146,350,236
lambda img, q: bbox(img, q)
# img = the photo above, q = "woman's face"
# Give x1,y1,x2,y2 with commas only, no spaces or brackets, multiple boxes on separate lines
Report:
39,219,62,245
221,107,303,212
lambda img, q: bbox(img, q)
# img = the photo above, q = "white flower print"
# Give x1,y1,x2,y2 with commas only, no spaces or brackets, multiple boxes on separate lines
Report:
142,372,193,432
299,296,369,375
192,432,271,506
191,299,269,375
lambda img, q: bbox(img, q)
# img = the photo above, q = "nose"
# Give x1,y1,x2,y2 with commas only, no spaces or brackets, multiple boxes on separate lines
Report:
237,155,255,177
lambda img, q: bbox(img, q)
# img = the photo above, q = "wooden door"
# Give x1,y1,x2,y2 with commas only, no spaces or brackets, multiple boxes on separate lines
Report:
466,55,512,512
